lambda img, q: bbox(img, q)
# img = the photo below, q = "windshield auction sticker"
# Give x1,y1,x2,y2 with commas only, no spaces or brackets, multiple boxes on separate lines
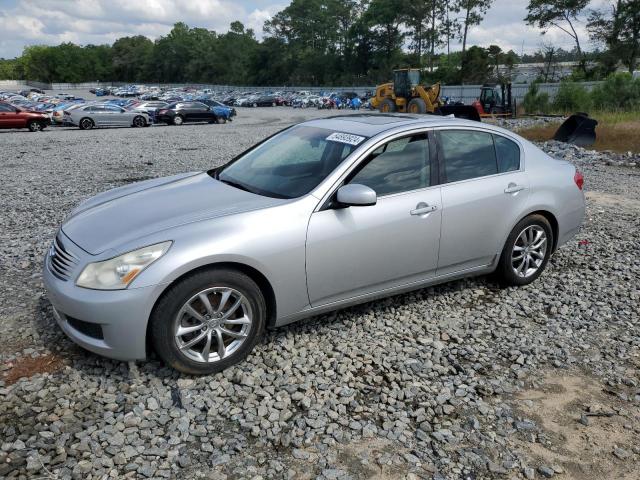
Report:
326,132,366,146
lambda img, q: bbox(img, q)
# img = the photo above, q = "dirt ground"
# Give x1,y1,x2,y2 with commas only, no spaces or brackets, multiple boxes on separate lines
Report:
508,369,640,480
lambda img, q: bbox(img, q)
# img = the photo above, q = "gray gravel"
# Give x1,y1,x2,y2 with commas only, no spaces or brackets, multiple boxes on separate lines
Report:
1,106,639,479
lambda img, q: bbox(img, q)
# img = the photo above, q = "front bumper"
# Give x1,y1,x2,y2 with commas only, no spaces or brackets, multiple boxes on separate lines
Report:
42,241,164,361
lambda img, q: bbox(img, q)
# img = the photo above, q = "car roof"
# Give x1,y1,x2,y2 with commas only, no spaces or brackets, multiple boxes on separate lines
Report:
301,113,482,137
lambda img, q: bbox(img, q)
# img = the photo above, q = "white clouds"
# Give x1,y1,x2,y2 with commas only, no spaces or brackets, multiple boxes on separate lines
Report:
460,0,603,54
246,4,285,36
0,0,276,57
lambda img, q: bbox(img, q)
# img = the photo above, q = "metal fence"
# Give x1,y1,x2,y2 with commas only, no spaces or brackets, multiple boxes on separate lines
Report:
5,80,604,102
441,81,603,103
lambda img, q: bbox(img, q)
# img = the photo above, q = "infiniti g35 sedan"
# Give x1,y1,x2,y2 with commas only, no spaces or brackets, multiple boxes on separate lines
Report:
44,114,585,374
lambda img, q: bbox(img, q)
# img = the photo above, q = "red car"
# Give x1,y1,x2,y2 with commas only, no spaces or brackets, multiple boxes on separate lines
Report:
0,102,50,132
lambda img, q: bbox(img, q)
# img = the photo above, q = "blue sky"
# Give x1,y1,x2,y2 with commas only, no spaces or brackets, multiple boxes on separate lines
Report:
0,0,604,59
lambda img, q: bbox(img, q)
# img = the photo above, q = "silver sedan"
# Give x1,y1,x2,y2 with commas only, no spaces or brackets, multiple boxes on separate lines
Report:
43,115,585,374
67,104,150,129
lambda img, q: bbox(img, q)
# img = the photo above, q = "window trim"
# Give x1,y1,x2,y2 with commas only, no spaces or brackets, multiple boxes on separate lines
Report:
319,129,437,210
492,133,521,174
434,126,524,187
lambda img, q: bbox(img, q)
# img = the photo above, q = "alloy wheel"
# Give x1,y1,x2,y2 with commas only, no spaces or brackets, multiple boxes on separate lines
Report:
133,116,145,127
173,287,252,363
511,225,547,278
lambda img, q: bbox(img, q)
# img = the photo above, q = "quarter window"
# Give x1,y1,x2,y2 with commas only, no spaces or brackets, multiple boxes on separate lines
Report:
494,135,520,172
349,134,430,196
439,130,497,183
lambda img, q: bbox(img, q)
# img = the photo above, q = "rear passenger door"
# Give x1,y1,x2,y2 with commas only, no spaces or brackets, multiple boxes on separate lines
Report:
436,129,529,275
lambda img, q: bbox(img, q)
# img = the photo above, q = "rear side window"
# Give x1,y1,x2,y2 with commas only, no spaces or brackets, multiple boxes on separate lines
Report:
494,135,520,172
0,104,13,112
350,134,430,196
439,130,497,183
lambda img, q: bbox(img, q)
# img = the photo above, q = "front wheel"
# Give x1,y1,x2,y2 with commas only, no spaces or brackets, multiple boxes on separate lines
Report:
27,120,43,132
496,214,553,286
378,98,397,113
150,269,266,375
173,115,184,126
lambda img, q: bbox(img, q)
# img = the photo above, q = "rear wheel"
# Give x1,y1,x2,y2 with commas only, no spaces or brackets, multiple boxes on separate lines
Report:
79,118,94,130
173,115,184,126
379,98,397,113
216,116,226,124
496,214,553,286
132,115,146,127
408,98,427,114
150,269,266,375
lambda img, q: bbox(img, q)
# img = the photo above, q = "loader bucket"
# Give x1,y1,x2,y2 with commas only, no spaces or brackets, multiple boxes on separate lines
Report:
553,113,597,147
437,105,481,122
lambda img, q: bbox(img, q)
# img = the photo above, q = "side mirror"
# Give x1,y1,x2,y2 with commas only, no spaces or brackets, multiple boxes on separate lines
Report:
336,184,377,207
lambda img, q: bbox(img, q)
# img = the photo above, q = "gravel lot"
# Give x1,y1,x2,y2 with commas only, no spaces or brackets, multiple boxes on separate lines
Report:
0,104,639,480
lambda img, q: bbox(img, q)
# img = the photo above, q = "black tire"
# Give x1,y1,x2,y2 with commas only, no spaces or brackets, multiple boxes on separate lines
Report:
27,120,43,132
252,103,258,108
216,116,226,124
172,115,184,126
407,98,427,114
150,268,266,375
496,214,553,286
79,117,94,130
378,98,397,113
133,115,146,128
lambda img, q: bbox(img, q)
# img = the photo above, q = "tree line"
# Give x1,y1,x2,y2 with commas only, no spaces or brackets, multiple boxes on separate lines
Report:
0,0,637,86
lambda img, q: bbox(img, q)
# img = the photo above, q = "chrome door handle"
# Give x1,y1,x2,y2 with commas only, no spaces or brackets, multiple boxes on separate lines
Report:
410,203,438,215
504,183,525,194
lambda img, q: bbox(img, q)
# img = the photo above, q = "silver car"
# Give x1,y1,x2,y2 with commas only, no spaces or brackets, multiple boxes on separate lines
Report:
43,115,585,374
67,104,150,130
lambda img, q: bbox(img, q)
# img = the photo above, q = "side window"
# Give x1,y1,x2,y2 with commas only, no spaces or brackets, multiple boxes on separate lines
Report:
349,134,430,196
440,130,497,183
0,104,13,112
494,135,520,172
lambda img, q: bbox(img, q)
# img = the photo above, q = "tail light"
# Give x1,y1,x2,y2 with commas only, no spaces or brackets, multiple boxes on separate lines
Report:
574,170,584,190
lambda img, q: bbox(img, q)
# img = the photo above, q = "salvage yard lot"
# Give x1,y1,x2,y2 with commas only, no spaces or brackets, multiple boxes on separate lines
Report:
0,104,639,479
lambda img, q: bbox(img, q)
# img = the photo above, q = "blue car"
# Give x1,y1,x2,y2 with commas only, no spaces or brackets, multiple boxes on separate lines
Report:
198,99,236,121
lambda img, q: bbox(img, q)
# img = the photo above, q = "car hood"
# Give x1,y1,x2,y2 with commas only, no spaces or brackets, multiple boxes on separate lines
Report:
62,172,285,255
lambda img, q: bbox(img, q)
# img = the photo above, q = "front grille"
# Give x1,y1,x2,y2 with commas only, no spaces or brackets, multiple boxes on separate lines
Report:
48,235,79,281
66,316,104,340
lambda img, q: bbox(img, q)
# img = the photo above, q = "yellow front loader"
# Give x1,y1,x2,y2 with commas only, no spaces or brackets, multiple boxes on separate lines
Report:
370,68,480,121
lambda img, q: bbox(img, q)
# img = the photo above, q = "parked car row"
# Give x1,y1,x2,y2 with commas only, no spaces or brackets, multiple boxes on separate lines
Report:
0,89,236,132
100,84,373,111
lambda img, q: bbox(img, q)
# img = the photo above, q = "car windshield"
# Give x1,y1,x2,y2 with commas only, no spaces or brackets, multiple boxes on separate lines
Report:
215,126,365,199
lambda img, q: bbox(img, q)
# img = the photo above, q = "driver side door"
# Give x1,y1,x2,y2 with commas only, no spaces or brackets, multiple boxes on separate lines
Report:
0,104,24,128
306,132,442,307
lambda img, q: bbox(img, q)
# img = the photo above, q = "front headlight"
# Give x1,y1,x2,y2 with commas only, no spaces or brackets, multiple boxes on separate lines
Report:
76,241,172,290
